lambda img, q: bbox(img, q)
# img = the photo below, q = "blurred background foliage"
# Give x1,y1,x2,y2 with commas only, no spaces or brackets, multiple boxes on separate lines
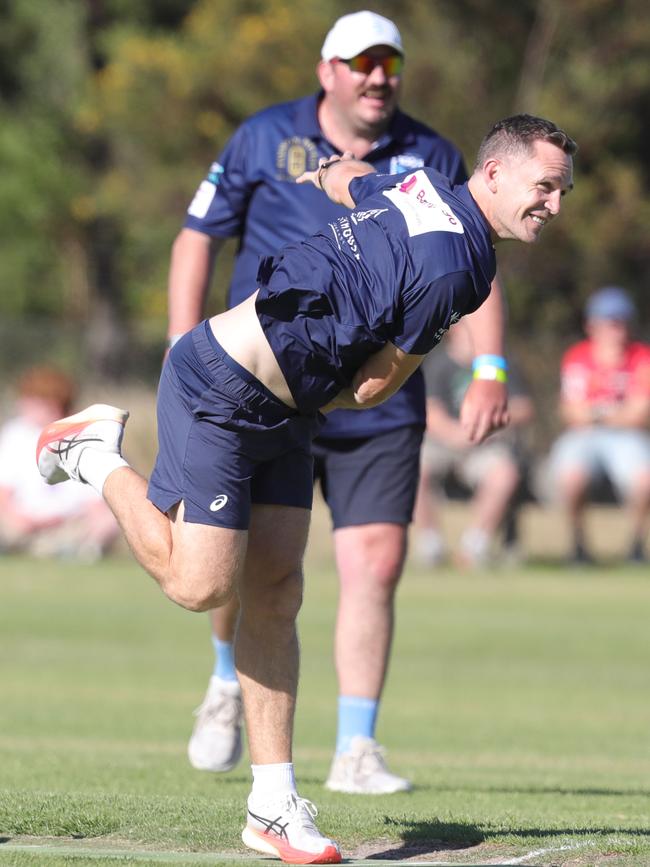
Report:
0,0,649,441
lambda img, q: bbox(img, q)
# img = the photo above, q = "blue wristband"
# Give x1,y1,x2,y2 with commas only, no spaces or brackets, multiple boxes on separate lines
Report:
472,354,508,372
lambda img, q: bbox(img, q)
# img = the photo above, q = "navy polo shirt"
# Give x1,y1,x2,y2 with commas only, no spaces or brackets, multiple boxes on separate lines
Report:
255,168,496,414
184,93,468,437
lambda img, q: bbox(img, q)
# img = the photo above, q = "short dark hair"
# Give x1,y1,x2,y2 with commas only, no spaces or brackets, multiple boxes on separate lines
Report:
474,114,577,171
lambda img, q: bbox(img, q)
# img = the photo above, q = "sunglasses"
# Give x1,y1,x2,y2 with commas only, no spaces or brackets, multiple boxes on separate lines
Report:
339,53,404,77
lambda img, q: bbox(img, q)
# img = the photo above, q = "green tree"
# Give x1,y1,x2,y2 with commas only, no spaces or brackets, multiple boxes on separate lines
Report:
0,0,648,396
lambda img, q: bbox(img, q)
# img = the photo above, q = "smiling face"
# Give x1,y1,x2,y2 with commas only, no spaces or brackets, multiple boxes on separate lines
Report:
318,45,402,138
484,139,574,243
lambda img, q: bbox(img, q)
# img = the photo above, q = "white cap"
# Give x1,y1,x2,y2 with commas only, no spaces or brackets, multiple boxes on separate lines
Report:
321,11,403,61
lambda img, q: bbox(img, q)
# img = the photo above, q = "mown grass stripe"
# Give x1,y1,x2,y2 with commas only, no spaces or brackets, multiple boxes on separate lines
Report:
2,843,244,863
0,843,507,866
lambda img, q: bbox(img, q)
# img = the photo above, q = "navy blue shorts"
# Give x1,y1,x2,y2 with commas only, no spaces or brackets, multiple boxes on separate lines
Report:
148,321,320,529
312,425,424,529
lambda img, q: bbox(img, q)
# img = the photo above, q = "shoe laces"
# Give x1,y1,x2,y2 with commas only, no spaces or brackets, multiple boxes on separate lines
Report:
193,691,241,728
284,793,319,829
354,740,389,775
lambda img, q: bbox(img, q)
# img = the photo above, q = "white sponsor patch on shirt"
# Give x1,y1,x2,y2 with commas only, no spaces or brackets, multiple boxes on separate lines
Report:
383,171,464,236
188,180,216,218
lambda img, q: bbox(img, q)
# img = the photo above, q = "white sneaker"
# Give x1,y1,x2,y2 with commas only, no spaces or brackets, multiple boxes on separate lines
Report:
457,527,491,568
414,529,447,566
325,736,411,795
242,791,341,864
187,676,243,772
37,404,129,485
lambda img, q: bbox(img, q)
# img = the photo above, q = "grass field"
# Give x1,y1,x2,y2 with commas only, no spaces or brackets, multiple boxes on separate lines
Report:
1,504,650,866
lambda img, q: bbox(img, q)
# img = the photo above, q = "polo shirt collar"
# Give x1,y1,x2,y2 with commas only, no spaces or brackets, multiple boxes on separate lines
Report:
294,92,415,150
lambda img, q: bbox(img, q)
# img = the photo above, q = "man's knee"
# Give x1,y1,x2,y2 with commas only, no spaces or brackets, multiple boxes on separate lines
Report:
338,524,407,590
240,567,304,624
483,459,520,495
162,562,235,613
624,469,650,503
556,466,591,498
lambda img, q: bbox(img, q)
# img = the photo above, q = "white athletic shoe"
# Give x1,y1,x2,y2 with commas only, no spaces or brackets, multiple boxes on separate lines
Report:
242,791,341,864
456,527,491,568
414,529,447,566
187,676,243,772
325,736,412,795
36,404,129,485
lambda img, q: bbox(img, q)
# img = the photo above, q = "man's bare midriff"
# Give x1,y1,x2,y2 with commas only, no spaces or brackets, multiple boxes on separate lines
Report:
209,292,297,409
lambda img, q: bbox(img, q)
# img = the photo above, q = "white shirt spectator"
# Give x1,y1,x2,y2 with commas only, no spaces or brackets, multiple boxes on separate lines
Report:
0,415,99,522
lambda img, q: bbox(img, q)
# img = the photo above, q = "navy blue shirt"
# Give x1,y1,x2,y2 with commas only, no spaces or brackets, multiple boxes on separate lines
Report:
184,93,468,437
255,168,496,414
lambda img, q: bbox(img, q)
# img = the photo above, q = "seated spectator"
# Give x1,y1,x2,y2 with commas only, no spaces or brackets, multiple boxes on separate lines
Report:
548,286,650,564
0,366,119,560
414,320,535,567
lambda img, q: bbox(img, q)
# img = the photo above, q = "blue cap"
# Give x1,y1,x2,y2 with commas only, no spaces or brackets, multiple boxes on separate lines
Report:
585,286,636,322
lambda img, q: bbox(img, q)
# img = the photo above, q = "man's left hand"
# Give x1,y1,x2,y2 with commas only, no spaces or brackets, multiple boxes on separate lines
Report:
459,379,509,444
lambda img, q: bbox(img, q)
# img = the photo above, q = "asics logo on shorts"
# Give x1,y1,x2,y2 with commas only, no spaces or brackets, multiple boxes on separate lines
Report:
209,494,229,512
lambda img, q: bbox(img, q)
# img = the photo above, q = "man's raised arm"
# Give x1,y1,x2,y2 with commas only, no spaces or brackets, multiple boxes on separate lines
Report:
297,152,375,208
167,228,225,348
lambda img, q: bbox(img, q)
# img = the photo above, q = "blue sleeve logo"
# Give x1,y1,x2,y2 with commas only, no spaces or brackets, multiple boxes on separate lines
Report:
207,162,224,185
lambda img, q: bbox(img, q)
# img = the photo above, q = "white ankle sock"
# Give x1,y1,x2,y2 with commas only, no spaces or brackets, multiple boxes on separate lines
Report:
251,762,297,798
78,449,129,495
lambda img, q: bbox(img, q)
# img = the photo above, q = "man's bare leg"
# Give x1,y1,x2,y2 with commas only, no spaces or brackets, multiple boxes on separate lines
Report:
237,504,310,763
412,467,447,565
188,598,242,772
210,599,240,643
102,467,246,611
625,470,650,561
558,468,592,563
236,504,340,864
191,502,309,768
36,406,246,611
325,522,411,794
333,523,405,699
457,457,520,566
38,406,340,862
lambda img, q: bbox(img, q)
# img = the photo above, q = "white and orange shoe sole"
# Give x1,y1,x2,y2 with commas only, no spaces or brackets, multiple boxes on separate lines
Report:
36,403,129,485
242,825,341,864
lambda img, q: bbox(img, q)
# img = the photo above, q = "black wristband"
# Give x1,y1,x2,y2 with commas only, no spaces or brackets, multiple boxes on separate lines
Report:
317,157,339,190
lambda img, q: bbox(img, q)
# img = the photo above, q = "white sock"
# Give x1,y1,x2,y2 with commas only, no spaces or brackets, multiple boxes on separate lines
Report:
416,528,446,563
460,526,491,561
250,762,297,799
78,449,129,495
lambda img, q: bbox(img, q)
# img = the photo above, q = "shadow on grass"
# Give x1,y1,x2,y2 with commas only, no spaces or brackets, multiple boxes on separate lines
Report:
361,817,650,860
358,818,483,860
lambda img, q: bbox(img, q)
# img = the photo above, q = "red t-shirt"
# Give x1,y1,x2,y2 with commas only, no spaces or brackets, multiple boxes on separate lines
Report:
560,340,650,407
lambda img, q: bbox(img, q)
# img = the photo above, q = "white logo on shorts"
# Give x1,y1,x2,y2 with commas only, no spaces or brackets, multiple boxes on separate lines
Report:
209,494,229,512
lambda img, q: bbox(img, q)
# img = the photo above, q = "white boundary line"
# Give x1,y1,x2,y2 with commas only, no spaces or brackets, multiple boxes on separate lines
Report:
504,841,592,863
